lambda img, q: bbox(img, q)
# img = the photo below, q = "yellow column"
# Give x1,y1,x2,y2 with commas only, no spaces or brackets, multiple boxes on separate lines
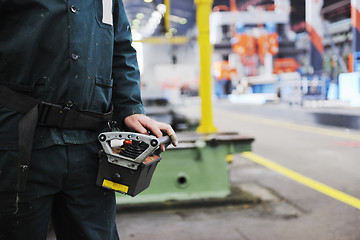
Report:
164,0,171,32
194,0,217,133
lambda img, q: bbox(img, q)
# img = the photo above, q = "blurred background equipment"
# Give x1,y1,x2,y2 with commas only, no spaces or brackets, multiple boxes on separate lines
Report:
117,0,360,204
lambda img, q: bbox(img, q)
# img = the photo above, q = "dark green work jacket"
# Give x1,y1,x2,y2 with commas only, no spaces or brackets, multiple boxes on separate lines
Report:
0,0,145,150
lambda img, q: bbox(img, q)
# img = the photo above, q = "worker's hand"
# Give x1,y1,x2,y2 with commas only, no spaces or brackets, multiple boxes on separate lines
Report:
124,114,178,151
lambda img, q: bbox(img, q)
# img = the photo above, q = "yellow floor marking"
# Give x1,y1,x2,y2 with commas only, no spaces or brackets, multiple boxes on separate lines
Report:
241,151,360,210
216,109,360,141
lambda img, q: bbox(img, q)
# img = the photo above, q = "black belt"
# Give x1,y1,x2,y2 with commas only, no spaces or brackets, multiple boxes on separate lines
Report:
0,85,113,191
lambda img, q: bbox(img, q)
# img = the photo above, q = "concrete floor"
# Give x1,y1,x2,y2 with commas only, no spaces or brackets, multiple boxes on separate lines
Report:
115,99,360,240
46,98,360,239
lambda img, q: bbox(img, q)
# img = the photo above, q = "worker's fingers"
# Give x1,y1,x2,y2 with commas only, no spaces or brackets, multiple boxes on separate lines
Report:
123,114,148,135
124,114,178,147
155,122,178,146
139,118,163,138
160,144,166,152
170,134,178,145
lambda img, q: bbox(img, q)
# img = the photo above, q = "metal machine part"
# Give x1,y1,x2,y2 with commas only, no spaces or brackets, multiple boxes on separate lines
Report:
96,132,171,196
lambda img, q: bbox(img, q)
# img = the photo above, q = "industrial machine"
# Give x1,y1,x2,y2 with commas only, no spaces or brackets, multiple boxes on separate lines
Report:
115,131,254,204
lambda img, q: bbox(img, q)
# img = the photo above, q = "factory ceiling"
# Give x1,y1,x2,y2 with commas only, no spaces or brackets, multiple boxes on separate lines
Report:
123,0,350,40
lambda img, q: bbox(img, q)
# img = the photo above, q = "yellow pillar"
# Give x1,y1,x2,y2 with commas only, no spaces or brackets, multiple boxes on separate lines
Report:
164,0,171,32
194,0,217,133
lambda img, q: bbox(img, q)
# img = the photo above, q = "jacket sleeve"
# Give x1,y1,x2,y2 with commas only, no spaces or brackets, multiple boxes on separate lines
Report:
111,0,145,126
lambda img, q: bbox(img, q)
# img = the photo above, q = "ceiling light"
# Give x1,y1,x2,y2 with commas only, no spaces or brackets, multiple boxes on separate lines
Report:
132,19,141,26
151,11,162,20
165,32,173,38
156,4,166,14
144,0,153,3
179,18,187,25
170,28,177,34
136,13,145,19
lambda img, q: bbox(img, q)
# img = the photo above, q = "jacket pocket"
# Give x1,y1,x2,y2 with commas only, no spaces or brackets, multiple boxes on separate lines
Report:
0,76,49,94
91,77,113,113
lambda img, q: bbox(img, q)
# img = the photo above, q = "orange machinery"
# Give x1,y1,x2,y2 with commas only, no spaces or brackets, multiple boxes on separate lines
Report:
273,58,300,74
213,60,237,80
257,32,279,64
231,33,256,56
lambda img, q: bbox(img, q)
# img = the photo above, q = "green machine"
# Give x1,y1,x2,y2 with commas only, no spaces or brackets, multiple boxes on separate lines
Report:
116,131,254,204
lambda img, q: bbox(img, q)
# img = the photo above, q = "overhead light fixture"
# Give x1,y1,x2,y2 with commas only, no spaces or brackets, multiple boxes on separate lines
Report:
132,19,141,25
136,13,145,19
144,0,153,3
170,15,188,25
165,32,173,38
170,28,177,34
179,18,187,25
151,11,162,20
156,4,166,14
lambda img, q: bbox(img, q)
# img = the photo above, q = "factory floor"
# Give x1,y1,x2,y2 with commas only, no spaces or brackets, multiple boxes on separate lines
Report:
116,98,360,240
47,97,360,240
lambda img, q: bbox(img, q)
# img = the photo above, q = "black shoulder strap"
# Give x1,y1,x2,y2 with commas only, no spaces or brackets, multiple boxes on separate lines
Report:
0,86,40,191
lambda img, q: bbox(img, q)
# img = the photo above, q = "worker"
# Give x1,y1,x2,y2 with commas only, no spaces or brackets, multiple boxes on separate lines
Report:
0,1,177,239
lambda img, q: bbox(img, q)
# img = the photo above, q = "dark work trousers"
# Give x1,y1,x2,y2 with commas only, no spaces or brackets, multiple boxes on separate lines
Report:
0,141,119,240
